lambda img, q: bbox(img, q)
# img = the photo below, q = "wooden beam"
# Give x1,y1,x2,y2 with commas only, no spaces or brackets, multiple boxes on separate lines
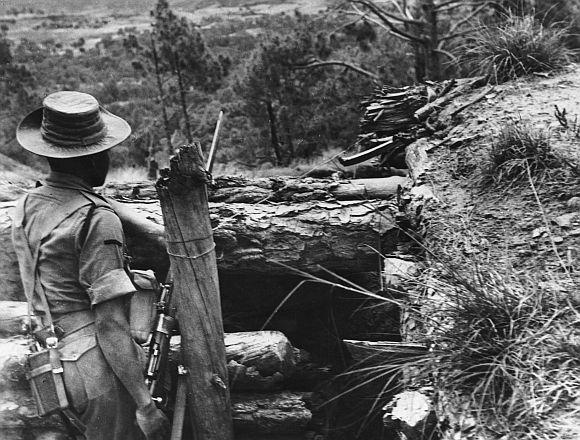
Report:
156,144,234,440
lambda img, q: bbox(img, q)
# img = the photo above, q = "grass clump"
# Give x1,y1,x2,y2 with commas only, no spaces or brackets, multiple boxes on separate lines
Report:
461,14,572,83
412,262,580,438
486,120,560,183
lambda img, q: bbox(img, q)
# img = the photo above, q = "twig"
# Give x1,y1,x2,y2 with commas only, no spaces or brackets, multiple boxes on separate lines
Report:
451,86,494,118
525,163,571,277
294,59,380,82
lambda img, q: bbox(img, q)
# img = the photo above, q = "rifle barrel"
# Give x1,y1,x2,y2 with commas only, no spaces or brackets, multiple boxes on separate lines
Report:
206,110,224,173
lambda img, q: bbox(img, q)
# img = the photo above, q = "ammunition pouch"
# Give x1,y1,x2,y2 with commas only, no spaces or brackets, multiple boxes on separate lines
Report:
27,310,97,417
26,347,69,417
129,270,159,344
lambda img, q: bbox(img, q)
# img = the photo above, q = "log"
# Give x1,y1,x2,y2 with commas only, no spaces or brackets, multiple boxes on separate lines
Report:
0,303,310,392
169,331,301,392
343,340,427,364
156,144,234,440
0,335,312,438
101,175,408,203
0,197,398,301
231,392,311,435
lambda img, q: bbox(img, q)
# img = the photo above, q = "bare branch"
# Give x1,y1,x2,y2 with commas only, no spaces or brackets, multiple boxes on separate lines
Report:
435,0,490,12
350,0,424,26
350,3,427,43
293,58,380,82
329,16,364,36
442,2,489,38
435,0,465,10
386,0,405,16
439,28,478,43
434,48,458,63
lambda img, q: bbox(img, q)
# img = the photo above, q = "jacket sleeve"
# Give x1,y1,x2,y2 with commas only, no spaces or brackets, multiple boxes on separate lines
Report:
78,206,136,306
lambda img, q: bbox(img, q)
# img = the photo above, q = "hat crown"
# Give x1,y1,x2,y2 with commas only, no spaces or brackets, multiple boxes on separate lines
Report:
43,91,99,117
40,91,107,147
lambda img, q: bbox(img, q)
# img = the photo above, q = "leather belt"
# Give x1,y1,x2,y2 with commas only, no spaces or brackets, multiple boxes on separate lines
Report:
53,310,95,339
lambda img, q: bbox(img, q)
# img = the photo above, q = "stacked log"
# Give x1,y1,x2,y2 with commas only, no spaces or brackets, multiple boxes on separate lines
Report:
101,175,408,203
340,77,485,167
0,176,405,302
0,302,315,438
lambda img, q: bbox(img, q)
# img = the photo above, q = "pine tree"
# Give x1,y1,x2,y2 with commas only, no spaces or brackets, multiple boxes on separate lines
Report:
151,0,228,143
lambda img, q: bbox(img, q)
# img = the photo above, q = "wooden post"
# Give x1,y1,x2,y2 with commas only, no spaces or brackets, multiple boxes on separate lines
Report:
156,143,234,440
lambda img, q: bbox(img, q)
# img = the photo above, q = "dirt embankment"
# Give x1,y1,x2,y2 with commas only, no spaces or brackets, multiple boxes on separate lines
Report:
423,67,580,278
411,65,580,439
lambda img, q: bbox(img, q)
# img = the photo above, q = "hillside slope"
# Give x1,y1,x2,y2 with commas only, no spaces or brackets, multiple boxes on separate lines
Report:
411,65,580,439
0,153,40,202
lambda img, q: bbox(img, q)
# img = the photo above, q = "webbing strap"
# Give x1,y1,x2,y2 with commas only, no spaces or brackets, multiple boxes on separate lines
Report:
13,196,56,334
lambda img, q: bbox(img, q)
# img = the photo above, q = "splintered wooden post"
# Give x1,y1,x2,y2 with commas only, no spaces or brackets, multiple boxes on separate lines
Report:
156,143,234,440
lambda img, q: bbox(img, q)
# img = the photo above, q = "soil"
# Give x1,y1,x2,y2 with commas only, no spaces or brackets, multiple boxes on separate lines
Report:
414,65,580,439
424,67,580,282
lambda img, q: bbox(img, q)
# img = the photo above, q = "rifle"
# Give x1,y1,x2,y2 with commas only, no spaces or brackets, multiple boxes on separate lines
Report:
144,278,176,405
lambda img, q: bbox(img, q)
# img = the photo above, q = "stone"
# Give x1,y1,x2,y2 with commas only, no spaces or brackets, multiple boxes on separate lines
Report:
383,258,419,288
553,213,580,229
383,390,437,440
532,227,549,238
567,197,580,211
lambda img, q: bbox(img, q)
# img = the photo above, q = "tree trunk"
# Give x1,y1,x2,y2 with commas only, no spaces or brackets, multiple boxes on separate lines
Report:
150,34,173,150
173,51,193,143
423,0,441,81
156,144,233,440
0,196,398,301
101,175,408,203
266,100,283,166
280,107,294,164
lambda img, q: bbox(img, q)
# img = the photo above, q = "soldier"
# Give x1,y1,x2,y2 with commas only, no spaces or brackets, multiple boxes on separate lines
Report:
12,91,169,440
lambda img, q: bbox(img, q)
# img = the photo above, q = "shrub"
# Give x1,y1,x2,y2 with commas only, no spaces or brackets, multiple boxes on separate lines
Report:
486,120,560,182
461,14,572,83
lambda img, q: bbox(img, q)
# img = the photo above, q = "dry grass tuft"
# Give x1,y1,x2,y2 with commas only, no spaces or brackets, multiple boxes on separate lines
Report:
461,14,572,83
408,258,580,439
485,119,561,183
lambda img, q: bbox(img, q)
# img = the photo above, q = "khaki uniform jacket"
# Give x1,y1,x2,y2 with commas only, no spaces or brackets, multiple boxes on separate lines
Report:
12,172,144,440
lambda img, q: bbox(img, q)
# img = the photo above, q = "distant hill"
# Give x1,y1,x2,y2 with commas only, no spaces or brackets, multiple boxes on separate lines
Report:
0,0,293,15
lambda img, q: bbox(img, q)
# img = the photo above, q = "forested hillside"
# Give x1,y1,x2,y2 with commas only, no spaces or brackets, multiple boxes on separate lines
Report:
2,0,576,176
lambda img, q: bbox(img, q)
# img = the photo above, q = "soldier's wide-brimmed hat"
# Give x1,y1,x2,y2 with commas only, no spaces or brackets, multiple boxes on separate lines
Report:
16,91,131,158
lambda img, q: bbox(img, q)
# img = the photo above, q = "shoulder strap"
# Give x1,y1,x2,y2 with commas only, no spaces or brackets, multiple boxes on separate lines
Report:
12,196,55,334
12,188,109,331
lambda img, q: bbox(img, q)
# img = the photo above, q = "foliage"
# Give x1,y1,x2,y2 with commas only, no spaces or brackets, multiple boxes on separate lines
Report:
340,0,494,81
459,14,572,83
235,14,379,166
151,0,228,94
149,0,228,144
485,119,562,183
494,0,580,35
414,261,580,439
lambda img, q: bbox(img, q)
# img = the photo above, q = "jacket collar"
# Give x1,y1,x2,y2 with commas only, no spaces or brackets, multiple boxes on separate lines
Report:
44,172,95,192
